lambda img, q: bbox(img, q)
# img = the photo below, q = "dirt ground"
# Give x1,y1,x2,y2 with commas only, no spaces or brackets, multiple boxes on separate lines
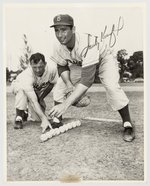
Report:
6,90,144,182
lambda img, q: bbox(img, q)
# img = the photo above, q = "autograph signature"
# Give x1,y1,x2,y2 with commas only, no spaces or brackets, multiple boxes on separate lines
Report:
81,16,124,58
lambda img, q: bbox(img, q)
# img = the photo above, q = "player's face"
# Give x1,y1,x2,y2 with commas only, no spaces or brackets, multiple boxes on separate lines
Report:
31,60,46,77
54,25,74,45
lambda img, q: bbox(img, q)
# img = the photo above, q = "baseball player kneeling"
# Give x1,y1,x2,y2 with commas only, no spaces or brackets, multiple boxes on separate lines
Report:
11,52,60,133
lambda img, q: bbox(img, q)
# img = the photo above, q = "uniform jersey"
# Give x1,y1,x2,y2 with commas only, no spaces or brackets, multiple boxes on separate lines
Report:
51,32,112,87
13,61,58,93
51,32,110,68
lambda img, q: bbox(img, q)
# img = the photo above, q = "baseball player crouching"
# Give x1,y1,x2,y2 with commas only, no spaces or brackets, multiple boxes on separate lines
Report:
11,52,62,133
49,14,135,142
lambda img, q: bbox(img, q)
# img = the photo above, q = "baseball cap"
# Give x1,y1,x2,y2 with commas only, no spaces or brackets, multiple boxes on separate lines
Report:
50,14,74,27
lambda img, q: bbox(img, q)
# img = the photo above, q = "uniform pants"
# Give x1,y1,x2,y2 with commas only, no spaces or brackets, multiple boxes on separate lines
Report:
11,82,46,121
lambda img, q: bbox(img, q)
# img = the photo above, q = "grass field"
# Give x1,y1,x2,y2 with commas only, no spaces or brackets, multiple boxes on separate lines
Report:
6,90,144,182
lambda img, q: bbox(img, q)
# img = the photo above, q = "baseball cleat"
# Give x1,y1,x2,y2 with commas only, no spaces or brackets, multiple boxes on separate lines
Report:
123,126,135,142
14,116,23,129
22,110,28,122
51,117,63,129
53,117,60,123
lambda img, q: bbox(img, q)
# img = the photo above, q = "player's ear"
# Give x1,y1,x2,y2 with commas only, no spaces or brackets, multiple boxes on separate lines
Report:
72,26,76,33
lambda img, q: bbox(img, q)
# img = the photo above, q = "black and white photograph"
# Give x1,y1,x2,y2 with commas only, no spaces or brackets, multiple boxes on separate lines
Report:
2,1,147,183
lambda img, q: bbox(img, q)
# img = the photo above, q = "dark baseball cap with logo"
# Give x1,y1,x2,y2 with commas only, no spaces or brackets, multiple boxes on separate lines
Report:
50,14,74,27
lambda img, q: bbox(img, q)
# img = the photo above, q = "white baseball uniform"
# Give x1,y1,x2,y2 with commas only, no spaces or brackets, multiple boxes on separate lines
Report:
11,61,58,120
51,32,129,111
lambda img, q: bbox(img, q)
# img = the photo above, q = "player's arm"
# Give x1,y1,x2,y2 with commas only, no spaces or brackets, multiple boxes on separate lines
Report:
51,47,73,89
49,63,97,118
25,90,52,132
26,90,45,116
37,82,54,101
61,63,97,105
57,64,74,90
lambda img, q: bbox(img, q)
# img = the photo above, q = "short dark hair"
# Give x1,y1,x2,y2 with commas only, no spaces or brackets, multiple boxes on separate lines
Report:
30,53,45,64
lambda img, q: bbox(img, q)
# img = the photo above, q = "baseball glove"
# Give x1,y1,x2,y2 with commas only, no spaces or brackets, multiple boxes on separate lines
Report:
65,88,91,107
73,95,91,107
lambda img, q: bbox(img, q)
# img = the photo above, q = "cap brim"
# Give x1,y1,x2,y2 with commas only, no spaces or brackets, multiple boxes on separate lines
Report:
50,23,73,28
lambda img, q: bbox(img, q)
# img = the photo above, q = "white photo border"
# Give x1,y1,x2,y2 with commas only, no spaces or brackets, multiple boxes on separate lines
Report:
1,0,149,186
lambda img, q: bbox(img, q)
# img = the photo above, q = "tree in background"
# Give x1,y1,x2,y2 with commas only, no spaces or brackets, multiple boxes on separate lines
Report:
117,49,129,82
6,35,32,83
19,34,32,70
128,51,143,79
117,50,143,81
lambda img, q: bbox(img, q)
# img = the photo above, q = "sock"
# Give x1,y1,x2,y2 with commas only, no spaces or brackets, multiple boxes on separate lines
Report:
53,117,60,123
16,108,24,118
16,116,22,122
16,109,28,121
118,104,132,127
123,121,132,128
